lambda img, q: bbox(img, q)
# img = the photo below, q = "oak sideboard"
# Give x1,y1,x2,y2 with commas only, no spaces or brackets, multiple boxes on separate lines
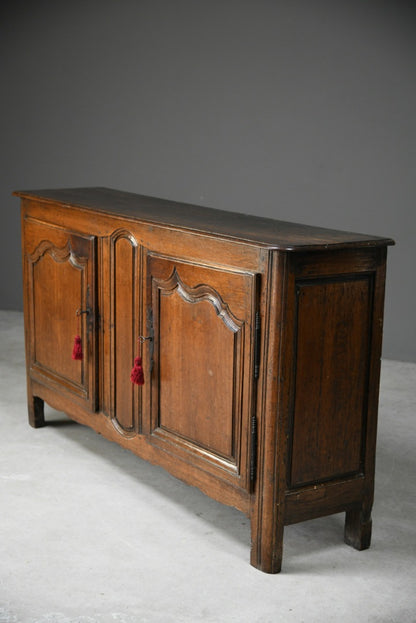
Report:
15,187,394,573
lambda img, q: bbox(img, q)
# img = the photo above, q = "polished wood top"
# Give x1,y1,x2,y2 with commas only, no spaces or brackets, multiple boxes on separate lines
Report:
14,187,394,251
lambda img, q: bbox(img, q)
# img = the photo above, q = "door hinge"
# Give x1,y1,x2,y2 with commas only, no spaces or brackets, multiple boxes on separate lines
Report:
250,414,257,483
254,310,261,380
250,309,260,485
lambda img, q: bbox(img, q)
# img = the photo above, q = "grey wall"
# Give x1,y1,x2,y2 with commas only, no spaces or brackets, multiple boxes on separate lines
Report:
1,0,415,361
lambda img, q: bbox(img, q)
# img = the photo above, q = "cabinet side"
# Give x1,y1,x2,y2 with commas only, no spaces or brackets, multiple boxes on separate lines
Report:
284,247,388,527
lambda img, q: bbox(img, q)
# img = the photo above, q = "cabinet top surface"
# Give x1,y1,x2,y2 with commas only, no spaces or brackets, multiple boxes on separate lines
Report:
15,187,394,251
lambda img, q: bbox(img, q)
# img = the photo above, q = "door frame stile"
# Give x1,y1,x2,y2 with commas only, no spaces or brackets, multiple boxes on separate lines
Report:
250,250,289,573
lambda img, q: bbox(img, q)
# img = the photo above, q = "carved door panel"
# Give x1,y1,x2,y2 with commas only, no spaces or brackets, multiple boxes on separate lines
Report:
144,254,258,490
102,229,142,437
23,219,97,410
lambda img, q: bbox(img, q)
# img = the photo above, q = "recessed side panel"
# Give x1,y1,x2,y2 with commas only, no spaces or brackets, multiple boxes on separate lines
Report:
290,275,373,488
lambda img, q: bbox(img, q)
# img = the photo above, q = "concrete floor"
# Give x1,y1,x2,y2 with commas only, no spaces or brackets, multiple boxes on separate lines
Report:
0,310,415,623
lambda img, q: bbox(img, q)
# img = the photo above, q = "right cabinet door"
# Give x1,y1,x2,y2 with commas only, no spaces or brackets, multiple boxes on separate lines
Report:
144,253,258,491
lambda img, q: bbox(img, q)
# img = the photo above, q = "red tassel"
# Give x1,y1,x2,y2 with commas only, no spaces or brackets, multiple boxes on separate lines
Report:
72,335,83,360
130,356,144,385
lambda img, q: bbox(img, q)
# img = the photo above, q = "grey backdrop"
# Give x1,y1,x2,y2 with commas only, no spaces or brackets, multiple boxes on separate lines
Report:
1,0,415,361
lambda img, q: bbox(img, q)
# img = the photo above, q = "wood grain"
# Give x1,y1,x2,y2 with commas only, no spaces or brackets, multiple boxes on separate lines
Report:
14,187,394,251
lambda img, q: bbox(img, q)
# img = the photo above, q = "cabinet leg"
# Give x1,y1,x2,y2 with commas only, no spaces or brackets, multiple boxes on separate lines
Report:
250,527,284,574
28,396,45,428
250,504,285,574
344,507,372,551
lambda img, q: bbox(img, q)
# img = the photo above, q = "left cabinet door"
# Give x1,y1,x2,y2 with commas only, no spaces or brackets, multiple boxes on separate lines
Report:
23,218,97,411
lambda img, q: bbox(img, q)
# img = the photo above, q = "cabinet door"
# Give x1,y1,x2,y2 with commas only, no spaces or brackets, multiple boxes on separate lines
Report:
144,253,258,490
102,228,141,436
23,219,97,410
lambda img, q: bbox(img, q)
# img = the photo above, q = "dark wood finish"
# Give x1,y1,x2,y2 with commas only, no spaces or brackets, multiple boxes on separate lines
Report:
146,254,256,489
109,230,140,435
22,217,97,411
16,187,394,573
15,187,393,251
291,275,372,487
28,395,45,428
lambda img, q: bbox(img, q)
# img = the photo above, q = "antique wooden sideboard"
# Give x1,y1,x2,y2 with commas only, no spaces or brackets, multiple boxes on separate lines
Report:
15,187,394,573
